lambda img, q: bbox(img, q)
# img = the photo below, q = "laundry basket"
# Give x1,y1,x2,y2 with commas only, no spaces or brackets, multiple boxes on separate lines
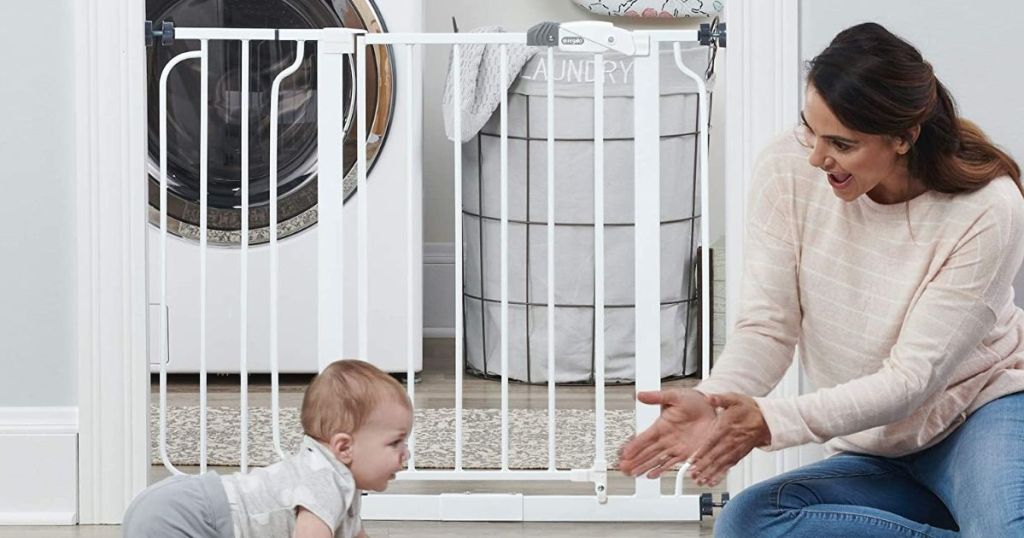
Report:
462,45,712,384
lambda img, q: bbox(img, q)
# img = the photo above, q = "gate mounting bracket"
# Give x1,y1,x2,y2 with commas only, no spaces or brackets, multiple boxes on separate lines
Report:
698,21,726,48
145,20,175,47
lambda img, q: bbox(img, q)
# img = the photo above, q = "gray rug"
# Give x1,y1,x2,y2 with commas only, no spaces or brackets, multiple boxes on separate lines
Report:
151,406,636,469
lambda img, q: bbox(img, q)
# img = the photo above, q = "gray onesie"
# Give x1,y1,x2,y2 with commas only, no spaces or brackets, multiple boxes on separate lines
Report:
221,435,363,537
123,435,362,538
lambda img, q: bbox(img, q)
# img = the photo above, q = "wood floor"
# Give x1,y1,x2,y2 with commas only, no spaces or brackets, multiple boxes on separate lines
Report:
160,338,701,411
0,520,718,537
14,339,721,537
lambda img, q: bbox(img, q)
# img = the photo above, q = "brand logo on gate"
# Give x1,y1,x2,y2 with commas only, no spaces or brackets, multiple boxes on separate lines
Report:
560,36,585,46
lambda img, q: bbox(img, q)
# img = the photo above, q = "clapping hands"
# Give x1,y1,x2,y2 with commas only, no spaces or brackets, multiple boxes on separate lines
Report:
618,389,772,487
617,389,716,479
688,392,772,487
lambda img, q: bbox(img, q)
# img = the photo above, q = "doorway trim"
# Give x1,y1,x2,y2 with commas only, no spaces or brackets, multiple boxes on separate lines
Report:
723,0,819,495
75,0,150,524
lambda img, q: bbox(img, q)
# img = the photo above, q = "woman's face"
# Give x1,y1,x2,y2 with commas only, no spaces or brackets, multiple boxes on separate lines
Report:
797,84,917,204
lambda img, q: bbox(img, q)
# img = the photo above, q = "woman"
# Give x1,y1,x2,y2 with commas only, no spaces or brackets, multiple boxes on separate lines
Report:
619,22,1024,537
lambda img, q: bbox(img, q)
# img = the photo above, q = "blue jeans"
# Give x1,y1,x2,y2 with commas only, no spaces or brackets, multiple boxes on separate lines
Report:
714,392,1024,537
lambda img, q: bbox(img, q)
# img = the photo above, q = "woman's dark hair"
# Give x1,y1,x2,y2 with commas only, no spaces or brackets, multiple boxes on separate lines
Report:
808,22,1021,196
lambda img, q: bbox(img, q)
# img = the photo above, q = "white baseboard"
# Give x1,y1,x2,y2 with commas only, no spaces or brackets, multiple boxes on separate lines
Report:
0,512,79,526
424,242,455,336
0,407,78,434
0,407,79,525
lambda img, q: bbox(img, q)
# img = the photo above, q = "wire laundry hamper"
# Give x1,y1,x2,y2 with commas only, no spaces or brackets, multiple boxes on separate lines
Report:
462,45,713,384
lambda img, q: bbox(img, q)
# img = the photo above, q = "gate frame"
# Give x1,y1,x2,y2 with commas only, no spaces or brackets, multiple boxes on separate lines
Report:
147,24,711,521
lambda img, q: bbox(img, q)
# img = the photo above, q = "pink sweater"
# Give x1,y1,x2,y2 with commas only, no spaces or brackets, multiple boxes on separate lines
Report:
696,134,1024,457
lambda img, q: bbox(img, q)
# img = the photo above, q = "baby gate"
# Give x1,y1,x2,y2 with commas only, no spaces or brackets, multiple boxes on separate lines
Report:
149,20,725,522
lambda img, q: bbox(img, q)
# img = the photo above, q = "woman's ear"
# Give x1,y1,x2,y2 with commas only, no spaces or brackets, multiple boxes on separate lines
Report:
896,125,921,155
328,431,355,465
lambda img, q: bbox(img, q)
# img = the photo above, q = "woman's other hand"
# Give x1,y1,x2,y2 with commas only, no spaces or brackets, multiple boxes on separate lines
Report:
690,392,772,487
618,389,717,478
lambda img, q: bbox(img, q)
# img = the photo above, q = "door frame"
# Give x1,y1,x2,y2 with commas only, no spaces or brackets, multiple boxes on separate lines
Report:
723,0,822,494
75,0,150,523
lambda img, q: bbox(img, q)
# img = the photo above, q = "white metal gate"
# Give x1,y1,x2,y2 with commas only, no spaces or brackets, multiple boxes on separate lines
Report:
150,20,722,522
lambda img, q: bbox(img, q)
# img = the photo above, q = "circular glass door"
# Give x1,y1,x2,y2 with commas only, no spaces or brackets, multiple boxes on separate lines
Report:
146,0,395,244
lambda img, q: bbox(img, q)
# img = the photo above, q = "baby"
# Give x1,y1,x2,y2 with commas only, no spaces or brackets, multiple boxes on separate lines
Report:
123,359,413,537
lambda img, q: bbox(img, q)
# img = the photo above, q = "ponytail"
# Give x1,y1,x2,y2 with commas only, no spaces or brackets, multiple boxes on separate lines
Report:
911,82,1022,196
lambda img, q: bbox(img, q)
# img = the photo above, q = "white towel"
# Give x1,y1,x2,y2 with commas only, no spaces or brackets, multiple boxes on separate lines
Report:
442,26,540,143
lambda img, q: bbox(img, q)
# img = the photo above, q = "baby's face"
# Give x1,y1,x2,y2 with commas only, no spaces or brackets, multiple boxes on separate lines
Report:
347,399,412,491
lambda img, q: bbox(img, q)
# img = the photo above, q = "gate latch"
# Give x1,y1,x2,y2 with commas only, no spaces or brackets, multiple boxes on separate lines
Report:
527,21,650,57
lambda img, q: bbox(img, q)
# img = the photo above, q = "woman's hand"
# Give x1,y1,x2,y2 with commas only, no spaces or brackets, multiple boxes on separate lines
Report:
689,392,772,487
618,389,717,478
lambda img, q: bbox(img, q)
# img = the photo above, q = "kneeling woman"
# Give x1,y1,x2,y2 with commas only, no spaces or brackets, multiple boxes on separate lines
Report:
620,22,1024,538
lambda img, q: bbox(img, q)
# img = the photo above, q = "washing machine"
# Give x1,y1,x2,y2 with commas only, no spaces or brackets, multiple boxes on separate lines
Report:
146,0,423,373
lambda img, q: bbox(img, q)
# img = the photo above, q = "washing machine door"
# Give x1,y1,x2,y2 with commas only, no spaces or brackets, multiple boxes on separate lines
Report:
146,0,395,244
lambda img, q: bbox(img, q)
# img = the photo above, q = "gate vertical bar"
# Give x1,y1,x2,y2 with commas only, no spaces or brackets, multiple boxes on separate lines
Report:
318,29,352,372
592,52,606,475
499,44,510,471
545,46,556,471
239,38,251,473
356,34,370,362
198,38,209,474
452,43,464,470
632,40,662,499
671,43,712,380
405,42,418,470
158,50,200,476
269,41,306,460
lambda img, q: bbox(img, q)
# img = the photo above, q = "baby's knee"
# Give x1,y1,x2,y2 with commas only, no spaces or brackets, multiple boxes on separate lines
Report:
121,493,155,536
121,476,189,536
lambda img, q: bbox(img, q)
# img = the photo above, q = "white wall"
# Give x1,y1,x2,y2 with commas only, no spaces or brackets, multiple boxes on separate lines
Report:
0,0,79,524
799,0,1024,303
0,0,77,407
422,0,726,244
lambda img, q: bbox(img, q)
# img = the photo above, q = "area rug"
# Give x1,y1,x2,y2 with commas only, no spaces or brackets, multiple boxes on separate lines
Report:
150,405,637,469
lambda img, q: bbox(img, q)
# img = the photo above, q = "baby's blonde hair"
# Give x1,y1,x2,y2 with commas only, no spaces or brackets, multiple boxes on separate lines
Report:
300,359,411,443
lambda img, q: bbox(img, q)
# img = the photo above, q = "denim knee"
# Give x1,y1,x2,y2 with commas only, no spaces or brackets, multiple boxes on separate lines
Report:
713,481,778,538
957,506,1024,537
